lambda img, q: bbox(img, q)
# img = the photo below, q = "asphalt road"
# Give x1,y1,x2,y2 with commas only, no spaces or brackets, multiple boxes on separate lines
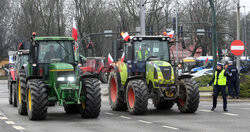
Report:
0,80,250,132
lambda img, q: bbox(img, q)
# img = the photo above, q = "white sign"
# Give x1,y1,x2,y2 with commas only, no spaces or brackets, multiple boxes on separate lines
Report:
104,30,112,37
197,29,205,36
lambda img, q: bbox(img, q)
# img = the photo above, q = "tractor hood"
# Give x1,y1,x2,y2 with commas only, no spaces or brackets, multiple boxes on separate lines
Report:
146,61,175,87
49,63,74,72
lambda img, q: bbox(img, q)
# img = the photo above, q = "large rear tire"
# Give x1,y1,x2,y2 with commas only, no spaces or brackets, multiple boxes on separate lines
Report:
108,71,127,111
153,98,174,110
177,79,200,113
26,79,48,120
126,79,148,115
64,104,79,114
12,83,17,107
17,70,27,115
80,78,101,118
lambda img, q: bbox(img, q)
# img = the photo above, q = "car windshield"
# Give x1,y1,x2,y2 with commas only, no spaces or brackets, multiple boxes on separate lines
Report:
38,41,74,63
134,40,169,61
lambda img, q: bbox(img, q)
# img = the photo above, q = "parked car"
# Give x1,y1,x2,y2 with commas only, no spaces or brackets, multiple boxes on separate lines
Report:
191,68,213,78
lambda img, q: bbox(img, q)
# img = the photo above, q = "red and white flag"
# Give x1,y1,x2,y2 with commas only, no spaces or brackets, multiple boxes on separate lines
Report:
121,32,130,42
108,53,114,64
205,55,209,64
121,52,125,62
72,18,78,41
167,30,175,38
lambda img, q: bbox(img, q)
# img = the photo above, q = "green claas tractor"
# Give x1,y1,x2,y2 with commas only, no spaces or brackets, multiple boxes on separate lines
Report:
17,33,101,120
108,36,199,114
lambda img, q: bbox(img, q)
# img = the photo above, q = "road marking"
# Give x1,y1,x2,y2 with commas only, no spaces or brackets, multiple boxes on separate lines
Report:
13,126,25,130
240,108,250,110
120,116,131,119
138,120,152,124
105,112,114,115
162,125,179,130
5,121,15,125
199,109,213,112
223,113,238,116
0,117,8,120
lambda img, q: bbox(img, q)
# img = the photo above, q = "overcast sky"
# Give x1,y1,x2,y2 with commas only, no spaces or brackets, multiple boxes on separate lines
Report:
241,0,250,13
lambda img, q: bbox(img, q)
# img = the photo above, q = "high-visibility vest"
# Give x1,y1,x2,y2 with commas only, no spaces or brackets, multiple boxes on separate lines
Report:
214,70,227,86
138,50,148,60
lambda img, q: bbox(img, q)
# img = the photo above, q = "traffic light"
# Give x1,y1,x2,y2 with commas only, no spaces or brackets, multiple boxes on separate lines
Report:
173,17,176,31
178,26,183,37
208,27,212,38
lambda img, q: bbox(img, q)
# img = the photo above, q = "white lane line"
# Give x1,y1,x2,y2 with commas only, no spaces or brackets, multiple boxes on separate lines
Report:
138,120,152,124
5,121,15,125
162,125,179,130
223,113,238,116
105,112,114,115
120,116,131,119
199,109,213,112
13,126,25,130
0,117,8,120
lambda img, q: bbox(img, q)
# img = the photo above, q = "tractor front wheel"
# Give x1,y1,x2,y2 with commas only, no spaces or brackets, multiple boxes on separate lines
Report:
126,79,148,115
80,78,101,118
17,71,27,115
8,81,13,105
153,98,174,110
12,82,17,107
99,68,109,83
26,79,48,120
108,71,127,111
177,79,200,113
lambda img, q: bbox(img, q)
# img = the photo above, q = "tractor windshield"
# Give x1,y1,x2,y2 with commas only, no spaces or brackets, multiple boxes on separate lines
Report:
134,40,169,61
38,41,74,63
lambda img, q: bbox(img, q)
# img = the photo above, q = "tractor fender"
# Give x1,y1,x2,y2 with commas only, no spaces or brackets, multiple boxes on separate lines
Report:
124,76,146,88
177,74,193,81
79,74,98,80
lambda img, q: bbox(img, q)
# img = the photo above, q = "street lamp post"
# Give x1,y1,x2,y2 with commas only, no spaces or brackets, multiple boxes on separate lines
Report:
208,0,218,73
140,0,146,35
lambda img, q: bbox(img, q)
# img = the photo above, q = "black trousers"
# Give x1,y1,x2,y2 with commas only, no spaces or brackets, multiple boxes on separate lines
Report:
213,85,227,110
228,80,239,98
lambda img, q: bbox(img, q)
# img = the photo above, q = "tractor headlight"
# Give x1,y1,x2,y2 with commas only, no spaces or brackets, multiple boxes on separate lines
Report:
57,77,65,81
67,77,75,82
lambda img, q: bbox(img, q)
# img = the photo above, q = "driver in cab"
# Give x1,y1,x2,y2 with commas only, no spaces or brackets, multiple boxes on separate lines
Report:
44,45,58,62
137,44,149,61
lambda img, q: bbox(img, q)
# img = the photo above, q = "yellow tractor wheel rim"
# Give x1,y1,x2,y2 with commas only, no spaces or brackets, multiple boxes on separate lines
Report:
28,89,32,111
81,102,85,110
18,80,21,105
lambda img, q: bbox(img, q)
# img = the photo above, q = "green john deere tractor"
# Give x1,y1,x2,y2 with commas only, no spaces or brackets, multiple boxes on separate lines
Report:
17,34,101,120
108,36,199,114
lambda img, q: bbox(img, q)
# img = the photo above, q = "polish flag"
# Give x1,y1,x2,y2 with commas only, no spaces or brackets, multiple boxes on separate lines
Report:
108,53,114,64
121,52,125,62
121,32,130,42
72,18,78,41
167,30,175,38
205,56,209,64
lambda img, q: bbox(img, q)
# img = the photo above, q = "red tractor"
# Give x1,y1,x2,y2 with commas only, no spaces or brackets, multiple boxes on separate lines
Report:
79,41,109,83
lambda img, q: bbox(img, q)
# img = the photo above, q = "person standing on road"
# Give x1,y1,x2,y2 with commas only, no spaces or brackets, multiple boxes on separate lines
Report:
225,61,239,99
207,63,229,112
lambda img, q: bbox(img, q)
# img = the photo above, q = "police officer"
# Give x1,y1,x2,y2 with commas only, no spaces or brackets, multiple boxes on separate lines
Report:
225,61,239,99
207,63,229,112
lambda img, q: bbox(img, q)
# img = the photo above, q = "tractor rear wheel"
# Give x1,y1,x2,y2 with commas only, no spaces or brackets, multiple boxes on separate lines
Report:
126,79,148,115
80,78,101,118
99,68,108,83
17,71,27,115
177,79,199,113
153,98,174,110
108,71,127,111
26,79,48,120
8,81,13,105
12,83,17,107
64,104,79,114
